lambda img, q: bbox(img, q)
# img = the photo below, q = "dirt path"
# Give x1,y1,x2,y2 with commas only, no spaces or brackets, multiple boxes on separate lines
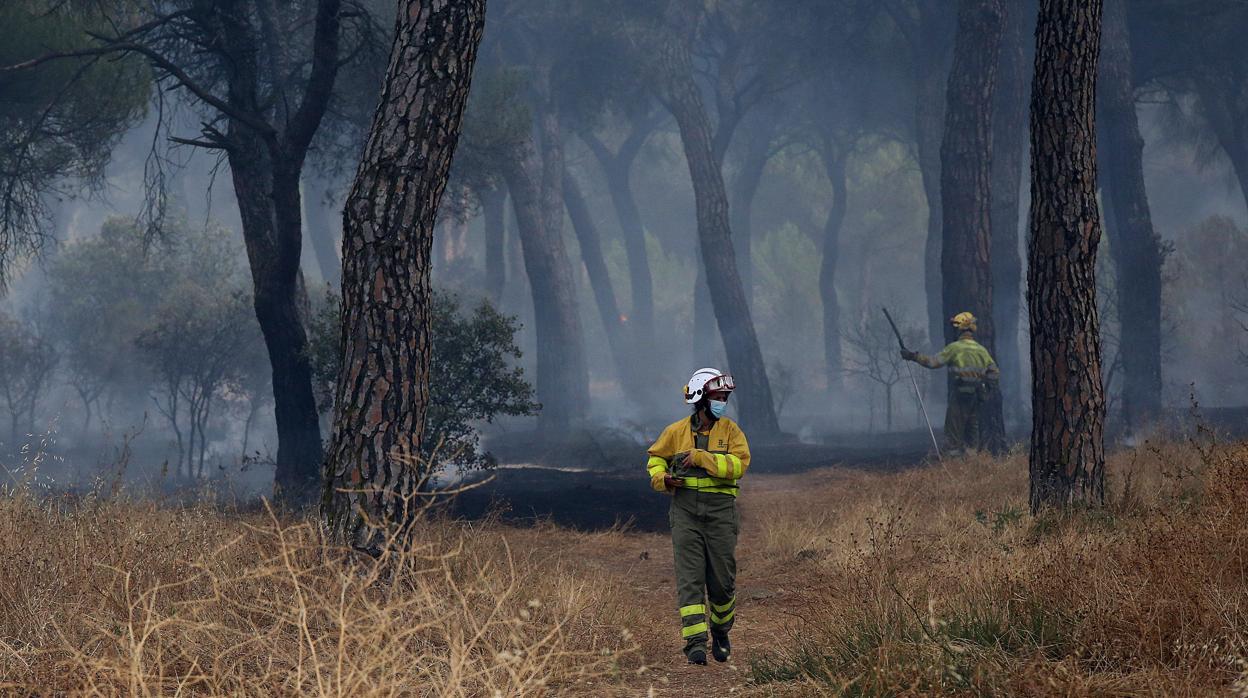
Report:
535,473,825,697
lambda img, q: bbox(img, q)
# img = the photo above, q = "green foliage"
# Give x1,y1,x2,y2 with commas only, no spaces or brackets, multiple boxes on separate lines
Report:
0,2,150,279
43,217,266,469
308,291,538,473
0,311,58,442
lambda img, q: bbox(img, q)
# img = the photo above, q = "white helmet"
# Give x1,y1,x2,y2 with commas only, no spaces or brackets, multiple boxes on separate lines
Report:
684,367,735,404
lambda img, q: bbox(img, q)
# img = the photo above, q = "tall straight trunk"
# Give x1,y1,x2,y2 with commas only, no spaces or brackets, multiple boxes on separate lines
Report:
919,59,950,352
584,121,658,342
228,136,325,504
659,9,779,438
481,183,506,304
941,0,1005,451
301,174,342,288
563,169,645,402
990,0,1029,428
502,132,588,432
323,0,485,545
819,145,848,396
1097,0,1163,431
887,1,956,351
1028,0,1107,512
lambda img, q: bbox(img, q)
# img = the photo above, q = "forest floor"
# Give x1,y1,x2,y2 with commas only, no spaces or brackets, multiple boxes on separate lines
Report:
2,435,1246,695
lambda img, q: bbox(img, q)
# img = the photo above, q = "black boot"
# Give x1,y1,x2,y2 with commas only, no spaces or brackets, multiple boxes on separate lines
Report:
687,648,707,665
711,631,731,662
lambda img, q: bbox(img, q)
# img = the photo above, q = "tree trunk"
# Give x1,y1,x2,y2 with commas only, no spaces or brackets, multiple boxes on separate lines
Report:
502,132,588,432
301,174,342,289
728,110,778,305
563,169,646,402
818,143,848,396
584,123,658,343
990,0,1030,430
941,0,1005,452
658,9,780,438
322,0,485,546
1192,79,1248,217
228,137,326,505
919,56,950,352
481,183,506,304
1028,0,1107,512
1097,0,1163,432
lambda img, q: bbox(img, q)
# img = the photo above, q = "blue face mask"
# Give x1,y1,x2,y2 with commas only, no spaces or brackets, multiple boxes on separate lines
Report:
708,399,728,418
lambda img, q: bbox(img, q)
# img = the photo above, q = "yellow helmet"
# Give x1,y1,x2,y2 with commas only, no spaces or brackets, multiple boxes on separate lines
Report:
951,311,977,332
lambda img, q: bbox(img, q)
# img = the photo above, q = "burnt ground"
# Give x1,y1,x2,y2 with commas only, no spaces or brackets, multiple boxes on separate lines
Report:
448,429,935,531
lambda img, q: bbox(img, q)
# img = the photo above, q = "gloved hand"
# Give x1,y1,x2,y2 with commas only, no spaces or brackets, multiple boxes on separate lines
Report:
900,349,917,361
651,472,683,492
650,472,668,492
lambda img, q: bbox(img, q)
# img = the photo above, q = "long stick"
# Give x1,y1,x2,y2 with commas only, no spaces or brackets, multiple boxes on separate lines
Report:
883,307,942,461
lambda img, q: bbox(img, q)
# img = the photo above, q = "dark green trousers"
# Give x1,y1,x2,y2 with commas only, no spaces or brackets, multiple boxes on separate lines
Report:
945,389,981,454
670,486,739,656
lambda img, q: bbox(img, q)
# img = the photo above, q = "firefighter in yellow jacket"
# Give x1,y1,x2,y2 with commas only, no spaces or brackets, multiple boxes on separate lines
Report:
902,312,999,455
646,367,750,665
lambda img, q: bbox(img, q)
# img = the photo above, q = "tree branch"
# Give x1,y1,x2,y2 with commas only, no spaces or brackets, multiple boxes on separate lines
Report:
285,0,343,154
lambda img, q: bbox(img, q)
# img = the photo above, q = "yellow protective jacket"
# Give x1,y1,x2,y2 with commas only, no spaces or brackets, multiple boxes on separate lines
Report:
916,332,1000,391
645,416,751,496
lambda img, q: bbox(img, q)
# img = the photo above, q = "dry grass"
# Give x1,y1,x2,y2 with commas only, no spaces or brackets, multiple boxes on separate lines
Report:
1,434,1246,696
743,436,1248,696
0,492,642,696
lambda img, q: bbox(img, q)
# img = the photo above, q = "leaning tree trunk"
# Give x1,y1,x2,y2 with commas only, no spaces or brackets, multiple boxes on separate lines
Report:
1097,0,1163,432
990,0,1029,429
301,173,343,289
818,140,848,396
584,124,658,344
729,109,778,306
481,183,506,304
501,131,588,432
1193,79,1248,218
563,169,647,404
658,8,779,438
323,0,486,546
1028,0,1107,512
941,0,1005,452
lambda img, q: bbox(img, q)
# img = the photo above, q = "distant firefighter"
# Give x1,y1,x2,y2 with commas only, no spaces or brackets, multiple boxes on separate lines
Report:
902,312,1000,455
645,367,750,666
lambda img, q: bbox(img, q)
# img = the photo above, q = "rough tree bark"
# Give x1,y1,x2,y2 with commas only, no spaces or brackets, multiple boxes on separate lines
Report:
323,0,486,545
1097,0,1163,431
658,4,779,437
990,0,1029,428
501,125,588,432
1028,0,1107,512
941,0,1005,451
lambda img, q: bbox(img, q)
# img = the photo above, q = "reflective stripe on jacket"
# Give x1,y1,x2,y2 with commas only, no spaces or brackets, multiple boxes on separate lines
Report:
917,335,1000,389
646,416,751,496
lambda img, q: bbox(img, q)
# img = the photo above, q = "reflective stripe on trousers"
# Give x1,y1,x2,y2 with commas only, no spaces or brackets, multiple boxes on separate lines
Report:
670,485,739,655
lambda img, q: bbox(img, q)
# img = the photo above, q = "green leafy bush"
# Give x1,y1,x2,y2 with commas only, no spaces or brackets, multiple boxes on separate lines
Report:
308,291,538,473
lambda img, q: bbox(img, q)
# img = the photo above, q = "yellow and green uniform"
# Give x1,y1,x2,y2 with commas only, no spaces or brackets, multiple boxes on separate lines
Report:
913,332,999,453
646,415,751,658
